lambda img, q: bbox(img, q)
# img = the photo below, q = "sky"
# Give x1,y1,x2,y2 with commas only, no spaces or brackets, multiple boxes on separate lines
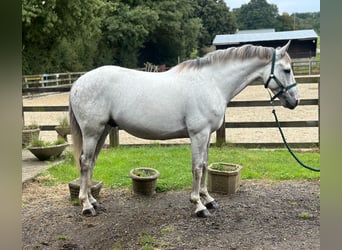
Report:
225,0,320,14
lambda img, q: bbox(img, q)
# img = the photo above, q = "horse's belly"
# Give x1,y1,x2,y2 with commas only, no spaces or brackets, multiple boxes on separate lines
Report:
121,125,189,140
115,115,189,140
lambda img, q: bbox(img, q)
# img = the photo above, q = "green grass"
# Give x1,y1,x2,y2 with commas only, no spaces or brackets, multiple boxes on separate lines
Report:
44,145,320,191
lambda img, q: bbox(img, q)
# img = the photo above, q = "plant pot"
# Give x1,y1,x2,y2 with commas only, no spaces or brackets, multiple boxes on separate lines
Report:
130,168,160,196
27,142,68,161
68,178,103,200
22,128,40,148
55,126,71,141
207,163,242,195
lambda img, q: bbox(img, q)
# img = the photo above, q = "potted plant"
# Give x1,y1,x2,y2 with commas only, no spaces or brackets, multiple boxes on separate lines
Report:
130,167,160,196
27,137,68,161
207,162,242,195
55,116,71,141
68,178,103,201
22,123,40,148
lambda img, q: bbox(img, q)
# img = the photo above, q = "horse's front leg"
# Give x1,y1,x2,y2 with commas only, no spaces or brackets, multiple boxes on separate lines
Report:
200,165,219,210
198,139,218,209
190,131,213,217
191,162,210,217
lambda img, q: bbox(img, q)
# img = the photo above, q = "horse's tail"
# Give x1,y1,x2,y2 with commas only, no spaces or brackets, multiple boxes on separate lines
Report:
69,103,82,169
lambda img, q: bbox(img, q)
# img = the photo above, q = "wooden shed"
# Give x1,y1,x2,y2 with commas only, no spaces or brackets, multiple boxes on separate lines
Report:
213,29,318,58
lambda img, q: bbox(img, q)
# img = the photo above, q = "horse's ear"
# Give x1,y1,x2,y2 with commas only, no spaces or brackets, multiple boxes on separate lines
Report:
278,40,291,57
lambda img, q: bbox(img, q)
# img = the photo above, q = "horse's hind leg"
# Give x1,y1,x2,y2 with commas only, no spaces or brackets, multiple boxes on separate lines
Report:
86,125,111,209
79,125,110,215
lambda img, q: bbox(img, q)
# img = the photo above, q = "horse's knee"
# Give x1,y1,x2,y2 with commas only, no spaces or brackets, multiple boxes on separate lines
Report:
80,154,93,168
192,167,202,180
193,162,206,176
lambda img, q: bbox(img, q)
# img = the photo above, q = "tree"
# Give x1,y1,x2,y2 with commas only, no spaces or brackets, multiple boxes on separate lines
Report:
195,0,236,47
99,2,159,67
293,12,320,34
22,0,105,74
139,0,202,66
234,0,278,30
277,13,294,31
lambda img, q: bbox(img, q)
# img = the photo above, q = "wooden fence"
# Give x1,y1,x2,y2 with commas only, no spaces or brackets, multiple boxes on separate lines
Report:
22,60,319,88
22,72,84,88
292,59,320,75
22,75,320,149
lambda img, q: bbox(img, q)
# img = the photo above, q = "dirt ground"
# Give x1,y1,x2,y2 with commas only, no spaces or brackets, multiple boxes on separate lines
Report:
22,179,320,249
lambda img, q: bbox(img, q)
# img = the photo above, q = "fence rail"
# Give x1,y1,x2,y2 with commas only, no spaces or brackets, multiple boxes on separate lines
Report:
22,59,319,89
292,59,320,75
22,72,84,88
22,75,320,148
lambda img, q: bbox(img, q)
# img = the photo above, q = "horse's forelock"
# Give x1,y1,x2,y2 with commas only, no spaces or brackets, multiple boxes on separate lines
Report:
174,45,273,72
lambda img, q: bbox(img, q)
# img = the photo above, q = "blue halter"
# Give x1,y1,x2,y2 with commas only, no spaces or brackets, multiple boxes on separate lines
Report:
264,50,297,102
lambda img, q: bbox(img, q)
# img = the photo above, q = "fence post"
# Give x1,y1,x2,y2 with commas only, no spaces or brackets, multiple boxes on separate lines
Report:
216,116,226,147
309,58,312,75
318,80,320,147
109,126,119,147
40,75,44,87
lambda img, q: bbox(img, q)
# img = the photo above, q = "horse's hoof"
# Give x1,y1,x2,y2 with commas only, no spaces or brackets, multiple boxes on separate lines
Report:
196,209,211,218
91,201,99,209
82,207,96,216
205,200,219,209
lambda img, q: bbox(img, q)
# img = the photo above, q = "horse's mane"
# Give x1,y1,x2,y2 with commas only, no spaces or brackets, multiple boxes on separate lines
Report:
172,44,274,72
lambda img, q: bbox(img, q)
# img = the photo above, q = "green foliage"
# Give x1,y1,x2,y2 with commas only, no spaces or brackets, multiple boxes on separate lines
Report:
276,13,294,31
58,116,69,127
22,0,105,74
210,163,238,172
30,137,66,147
234,0,279,30
23,122,39,130
232,0,320,34
132,168,156,177
298,211,314,219
138,230,165,249
100,2,159,67
46,145,320,191
293,12,320,34
56,234,67,241
139,0,202,66
22,0,319,74
195,0,237,47
22,0,236,72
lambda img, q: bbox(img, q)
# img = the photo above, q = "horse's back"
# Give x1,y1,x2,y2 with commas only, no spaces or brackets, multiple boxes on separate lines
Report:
70,65,192,139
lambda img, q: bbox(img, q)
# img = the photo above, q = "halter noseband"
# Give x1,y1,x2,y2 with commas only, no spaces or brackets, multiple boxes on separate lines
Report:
264,49,297,102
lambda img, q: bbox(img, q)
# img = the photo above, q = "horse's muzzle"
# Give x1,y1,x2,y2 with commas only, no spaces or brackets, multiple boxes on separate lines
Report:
286,99,299,110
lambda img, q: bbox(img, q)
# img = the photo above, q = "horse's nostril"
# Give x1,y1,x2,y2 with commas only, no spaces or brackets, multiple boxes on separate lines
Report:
294,99,299,108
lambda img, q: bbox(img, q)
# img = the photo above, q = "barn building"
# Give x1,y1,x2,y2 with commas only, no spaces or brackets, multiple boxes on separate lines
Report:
213,29,318,59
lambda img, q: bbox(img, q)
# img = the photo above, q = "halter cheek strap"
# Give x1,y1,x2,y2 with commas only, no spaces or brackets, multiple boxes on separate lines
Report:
264,50,297,101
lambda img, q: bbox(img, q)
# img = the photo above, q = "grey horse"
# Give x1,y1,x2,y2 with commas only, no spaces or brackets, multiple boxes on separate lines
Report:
69,41,299,217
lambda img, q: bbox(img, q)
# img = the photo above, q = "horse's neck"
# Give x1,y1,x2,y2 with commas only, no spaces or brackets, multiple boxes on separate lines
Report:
211,59,268,102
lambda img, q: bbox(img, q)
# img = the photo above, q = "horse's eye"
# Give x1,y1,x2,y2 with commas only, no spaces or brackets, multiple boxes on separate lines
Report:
284,69,291,74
